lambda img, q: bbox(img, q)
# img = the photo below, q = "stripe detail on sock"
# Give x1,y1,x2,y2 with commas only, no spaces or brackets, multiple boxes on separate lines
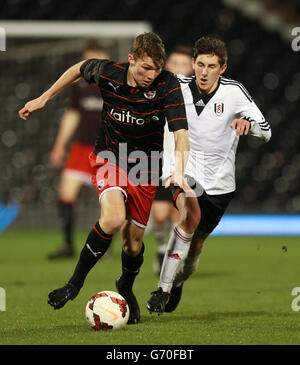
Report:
93,223,112,240
174,226,193,243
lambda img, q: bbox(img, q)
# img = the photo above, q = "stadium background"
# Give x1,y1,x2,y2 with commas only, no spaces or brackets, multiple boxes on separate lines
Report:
0,0,299,231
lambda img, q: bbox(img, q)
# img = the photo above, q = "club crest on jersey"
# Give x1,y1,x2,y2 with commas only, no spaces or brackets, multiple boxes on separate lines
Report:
96,179,105,191
144,90,156,100
214,102,224,116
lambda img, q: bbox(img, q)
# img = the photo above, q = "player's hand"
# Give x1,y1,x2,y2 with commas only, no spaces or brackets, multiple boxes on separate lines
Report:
230,119,251,136
165,174,196,198
50,145,65,168
18,96,48,120
165,174,192,193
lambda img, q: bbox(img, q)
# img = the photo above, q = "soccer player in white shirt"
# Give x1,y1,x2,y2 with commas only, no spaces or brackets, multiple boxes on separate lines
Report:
147,37,271,314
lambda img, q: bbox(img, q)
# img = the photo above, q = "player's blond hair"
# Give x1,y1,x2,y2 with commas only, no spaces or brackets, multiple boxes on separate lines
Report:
130,32,166,68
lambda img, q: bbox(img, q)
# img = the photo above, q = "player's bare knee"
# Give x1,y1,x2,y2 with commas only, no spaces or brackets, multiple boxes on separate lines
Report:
153,216,169,230
122,239,143,257
153,215,168,225
99,214,125,235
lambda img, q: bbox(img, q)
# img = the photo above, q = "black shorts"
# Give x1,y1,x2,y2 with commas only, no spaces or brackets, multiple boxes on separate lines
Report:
168,177,234,233
154,179,173,201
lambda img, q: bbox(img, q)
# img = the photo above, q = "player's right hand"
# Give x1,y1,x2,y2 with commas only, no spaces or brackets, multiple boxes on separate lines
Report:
18,96,47,120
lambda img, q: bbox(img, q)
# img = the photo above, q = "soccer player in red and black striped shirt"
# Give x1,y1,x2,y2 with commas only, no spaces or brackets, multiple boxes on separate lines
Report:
19,33,193,324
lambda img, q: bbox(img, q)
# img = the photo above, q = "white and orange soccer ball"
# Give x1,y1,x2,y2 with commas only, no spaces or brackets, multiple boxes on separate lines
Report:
85,290,129,331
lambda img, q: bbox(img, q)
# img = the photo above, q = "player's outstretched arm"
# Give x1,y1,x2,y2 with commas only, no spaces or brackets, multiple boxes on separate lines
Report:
18,61,85,120
231,118,271,142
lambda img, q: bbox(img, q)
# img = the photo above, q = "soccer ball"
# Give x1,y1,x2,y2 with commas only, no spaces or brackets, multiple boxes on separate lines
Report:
85,290,129,331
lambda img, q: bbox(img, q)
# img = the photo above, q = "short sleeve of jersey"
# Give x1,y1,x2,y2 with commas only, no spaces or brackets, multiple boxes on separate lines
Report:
80,59,110,85
163,74,188,132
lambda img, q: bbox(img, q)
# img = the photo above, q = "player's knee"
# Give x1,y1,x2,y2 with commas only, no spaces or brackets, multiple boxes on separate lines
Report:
122,239,143,257
100,214,125,235
153,214,168,225
153,217,171,232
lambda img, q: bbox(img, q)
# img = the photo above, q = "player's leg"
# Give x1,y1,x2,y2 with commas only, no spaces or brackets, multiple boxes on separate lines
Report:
48,189,126,309
152,181,179,275
174,229,208,284
165,191,235,312
49,142,94,259
115,183,156,323
151,199,173,275
147,190,200,314
48,173,84,259
165,229,209,312
116,219,145,324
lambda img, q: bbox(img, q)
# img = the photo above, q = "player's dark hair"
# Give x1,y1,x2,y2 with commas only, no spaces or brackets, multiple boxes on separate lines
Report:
130,32,166,68
193,37,227,66
169,45,193,58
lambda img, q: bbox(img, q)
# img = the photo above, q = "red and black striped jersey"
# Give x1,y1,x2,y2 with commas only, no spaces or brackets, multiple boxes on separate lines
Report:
80,59,187,183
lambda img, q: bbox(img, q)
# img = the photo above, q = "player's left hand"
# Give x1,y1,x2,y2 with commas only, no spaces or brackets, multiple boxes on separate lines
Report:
230,119,251,136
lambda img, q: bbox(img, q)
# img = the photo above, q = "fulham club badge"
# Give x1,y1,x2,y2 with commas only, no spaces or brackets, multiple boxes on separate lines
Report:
214,102,224,116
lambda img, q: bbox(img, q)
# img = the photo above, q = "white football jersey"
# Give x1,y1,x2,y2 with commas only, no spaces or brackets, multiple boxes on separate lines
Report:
163,75,271,194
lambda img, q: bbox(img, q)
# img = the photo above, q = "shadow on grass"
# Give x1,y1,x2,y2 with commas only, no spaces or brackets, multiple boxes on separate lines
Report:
2,309,300,343
191,270,235,279
142,310,300,325
0,324,93,340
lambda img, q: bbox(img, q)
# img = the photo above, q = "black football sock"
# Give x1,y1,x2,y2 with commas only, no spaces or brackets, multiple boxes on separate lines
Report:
119,243,145,291
68,222,112,289
58,200,74,248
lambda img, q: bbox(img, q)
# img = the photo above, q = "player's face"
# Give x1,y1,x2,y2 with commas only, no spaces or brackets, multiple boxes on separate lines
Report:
165,53,193,77
128,54,162,88
193,54,227,94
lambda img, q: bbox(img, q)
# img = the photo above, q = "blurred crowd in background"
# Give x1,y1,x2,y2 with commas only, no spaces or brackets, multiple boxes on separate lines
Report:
0,0,299,228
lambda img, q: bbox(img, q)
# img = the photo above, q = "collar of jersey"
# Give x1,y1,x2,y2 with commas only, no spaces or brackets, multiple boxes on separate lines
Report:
189,77,221,105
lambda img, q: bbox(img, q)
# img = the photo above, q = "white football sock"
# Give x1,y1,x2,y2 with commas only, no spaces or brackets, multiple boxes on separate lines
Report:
158,225,193,293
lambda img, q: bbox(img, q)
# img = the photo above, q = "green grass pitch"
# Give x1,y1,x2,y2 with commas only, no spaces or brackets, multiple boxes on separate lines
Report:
1,229,300,345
